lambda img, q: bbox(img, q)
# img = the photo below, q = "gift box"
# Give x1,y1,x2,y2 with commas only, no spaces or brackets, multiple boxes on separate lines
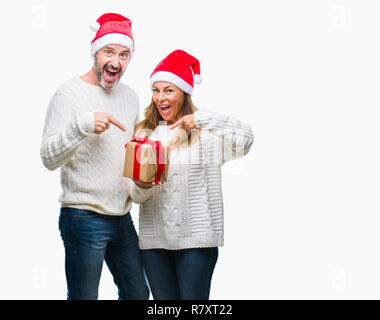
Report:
123,137,169,183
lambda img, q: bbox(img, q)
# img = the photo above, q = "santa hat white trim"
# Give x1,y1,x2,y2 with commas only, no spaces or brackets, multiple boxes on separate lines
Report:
150,71,193,95
91,33,134,59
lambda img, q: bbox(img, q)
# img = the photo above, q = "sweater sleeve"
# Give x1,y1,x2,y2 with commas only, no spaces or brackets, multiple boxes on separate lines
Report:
40,90,94,171
128,179,154,204
193,109,254,164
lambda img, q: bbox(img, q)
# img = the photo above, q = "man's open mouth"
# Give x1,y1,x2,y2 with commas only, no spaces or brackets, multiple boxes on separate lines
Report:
104,69,119,81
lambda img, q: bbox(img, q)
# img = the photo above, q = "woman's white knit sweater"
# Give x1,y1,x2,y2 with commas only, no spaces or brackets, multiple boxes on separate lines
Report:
40,76,149,216
134,110,254,250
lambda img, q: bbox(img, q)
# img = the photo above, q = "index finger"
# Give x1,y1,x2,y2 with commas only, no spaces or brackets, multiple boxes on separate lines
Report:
170,117,184,130
108,115,126,131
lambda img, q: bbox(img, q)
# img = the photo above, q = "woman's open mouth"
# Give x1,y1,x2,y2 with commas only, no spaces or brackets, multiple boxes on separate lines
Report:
160,105,172,115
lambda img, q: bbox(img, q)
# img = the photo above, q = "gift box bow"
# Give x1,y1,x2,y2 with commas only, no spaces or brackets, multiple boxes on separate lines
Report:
125,137,166,183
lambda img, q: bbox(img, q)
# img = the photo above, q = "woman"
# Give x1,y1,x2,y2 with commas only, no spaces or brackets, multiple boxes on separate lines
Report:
131,50,254,300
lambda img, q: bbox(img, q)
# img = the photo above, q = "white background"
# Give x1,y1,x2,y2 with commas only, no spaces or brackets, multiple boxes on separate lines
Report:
0,0,379,299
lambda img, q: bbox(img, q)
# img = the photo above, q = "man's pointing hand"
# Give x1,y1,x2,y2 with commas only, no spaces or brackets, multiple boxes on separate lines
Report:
94,112,126,134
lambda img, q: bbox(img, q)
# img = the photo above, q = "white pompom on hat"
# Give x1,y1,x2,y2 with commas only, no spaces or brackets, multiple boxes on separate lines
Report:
89,21,100,32
150,50,202,96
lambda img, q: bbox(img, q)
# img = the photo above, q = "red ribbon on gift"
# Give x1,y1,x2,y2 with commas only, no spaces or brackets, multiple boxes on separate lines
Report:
126,137,166,183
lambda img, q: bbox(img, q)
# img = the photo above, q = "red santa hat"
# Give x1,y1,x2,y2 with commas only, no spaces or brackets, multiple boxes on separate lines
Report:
150,50,202,96
89,13,134,59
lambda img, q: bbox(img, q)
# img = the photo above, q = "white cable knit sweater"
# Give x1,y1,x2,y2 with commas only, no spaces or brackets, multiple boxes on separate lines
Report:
134,110,254,250
40,76,149,216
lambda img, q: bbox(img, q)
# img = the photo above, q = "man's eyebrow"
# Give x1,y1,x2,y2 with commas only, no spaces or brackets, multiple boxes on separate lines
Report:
103,46,130,54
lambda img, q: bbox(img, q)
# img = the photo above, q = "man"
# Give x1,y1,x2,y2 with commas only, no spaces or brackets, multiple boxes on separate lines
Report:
40,13,152,300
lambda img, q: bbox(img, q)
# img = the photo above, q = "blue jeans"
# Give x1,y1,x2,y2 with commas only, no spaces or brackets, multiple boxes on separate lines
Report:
141,247,218,300
59,207,149,300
